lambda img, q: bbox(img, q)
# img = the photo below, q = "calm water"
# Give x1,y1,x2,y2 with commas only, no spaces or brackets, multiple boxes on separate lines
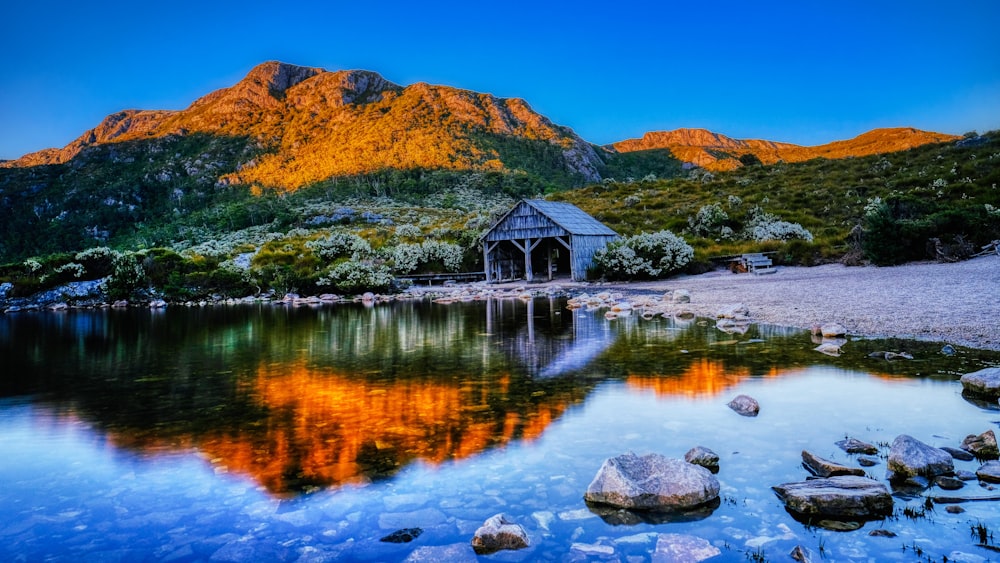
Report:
1,298,999,562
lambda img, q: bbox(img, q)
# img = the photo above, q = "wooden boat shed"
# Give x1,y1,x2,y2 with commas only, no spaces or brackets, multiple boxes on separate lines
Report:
481,200,619,282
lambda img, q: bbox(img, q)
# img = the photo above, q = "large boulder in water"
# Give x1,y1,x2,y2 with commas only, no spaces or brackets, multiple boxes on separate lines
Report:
772,476,893,519
961,367,1000,397
584,452,720,510
886,434,954,481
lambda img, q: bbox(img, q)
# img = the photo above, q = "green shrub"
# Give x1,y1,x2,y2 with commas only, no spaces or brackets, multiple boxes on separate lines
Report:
862,196,1000,265
103,252,145,300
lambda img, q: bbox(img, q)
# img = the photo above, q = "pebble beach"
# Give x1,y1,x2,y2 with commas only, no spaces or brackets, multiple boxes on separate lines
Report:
603,254,1000,351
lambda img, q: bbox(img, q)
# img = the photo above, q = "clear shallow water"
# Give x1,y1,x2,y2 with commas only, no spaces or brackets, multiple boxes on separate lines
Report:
1,298,999,561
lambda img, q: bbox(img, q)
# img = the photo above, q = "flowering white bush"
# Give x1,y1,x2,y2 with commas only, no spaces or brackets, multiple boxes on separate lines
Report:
23,258,42,273
742,207,813,242
593,244,653,278
594,230,693,280
394,224,423,239
53,262,85,279
746,220,814,243
305,233,372,260
391,241,464,273
391,243,423,274
688,203,730,238
863,197,884,216
175,224,284,258
75,247,120,262
317,261,393,294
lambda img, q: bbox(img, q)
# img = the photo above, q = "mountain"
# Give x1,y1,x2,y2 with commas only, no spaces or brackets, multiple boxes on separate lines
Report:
0,60,970,265
611,127,959,171
4,61,604,189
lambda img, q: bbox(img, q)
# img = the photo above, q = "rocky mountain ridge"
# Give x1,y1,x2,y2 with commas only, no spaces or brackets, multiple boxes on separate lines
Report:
4,61,603,188
5,61,959,186
612,127,959,171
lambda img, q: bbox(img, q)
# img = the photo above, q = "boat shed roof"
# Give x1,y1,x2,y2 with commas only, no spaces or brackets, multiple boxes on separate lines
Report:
518,200,618,236
481,199,618,243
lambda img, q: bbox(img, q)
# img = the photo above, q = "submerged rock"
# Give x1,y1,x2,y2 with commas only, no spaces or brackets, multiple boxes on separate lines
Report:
790,545,814,563
584,452,720,510
380,528,423,543
836,437,878,455
772,476,893,519
653,533,720,562
960,367,1000,397
802,450,865,477
942,446,976,461
727,394,760,417
886,434,954,482
935,476,965,490
814,342,842,356
470,513,529,554
867,351,913,360
961,430,1000,460
977,460,1000,483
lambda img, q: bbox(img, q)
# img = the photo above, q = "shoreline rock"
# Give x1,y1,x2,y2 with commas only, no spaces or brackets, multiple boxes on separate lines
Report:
802,450,865,478
961,368,1000,398
772,476,893,519
584,452,720,511
886,435,954,482
961,430,999,460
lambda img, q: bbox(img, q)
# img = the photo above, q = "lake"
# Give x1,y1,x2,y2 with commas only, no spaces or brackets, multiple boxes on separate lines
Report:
2,297,999,561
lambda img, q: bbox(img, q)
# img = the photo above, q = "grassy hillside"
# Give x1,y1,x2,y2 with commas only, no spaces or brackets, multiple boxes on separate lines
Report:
554,132,1000,266
1,132,997,302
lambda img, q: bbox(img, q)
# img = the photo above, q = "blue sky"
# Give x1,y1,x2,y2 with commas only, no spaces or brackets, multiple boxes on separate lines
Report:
2,0,998,160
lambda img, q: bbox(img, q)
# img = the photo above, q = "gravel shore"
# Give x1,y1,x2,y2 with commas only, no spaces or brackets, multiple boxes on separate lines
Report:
599,254,1000,351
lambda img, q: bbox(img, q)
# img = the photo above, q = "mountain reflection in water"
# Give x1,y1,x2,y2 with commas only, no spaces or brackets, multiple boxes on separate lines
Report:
1,297,986,498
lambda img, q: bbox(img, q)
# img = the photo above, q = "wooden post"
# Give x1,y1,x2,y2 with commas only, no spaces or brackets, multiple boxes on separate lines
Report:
546,238,553,280
524,237,533,282
482,241,491,283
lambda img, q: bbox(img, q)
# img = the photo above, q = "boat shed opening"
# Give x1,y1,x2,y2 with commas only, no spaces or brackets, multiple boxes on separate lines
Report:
480,200,619,283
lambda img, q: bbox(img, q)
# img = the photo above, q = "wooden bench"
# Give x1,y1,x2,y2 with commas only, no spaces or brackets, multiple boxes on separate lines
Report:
742,253,775,274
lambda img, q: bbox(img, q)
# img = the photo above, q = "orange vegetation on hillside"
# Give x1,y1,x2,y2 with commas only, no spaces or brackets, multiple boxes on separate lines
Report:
5,61,599,189
612,127,958,172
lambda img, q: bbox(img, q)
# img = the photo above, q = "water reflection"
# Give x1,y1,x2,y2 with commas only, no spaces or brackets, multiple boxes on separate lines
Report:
1,298,996,499
193,362,589,494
